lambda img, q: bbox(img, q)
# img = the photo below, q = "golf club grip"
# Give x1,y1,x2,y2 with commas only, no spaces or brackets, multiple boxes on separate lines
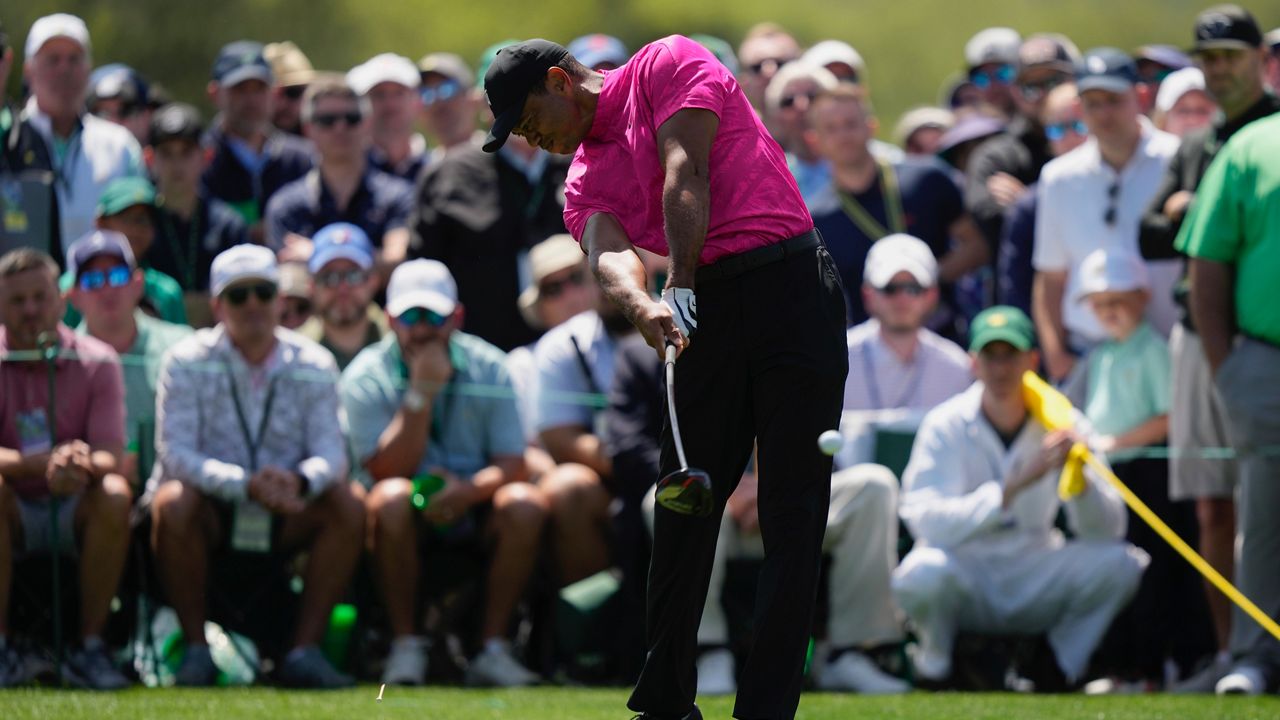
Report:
664,343,689,470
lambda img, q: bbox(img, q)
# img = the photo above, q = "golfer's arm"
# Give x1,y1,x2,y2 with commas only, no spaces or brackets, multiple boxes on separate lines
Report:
0,447,48,483
584,213,653,323
657,108,717,289
1110,414,1169,450
366,402,434,482
1188,258,1236,374
1032,270,1069,356
539,426,612,478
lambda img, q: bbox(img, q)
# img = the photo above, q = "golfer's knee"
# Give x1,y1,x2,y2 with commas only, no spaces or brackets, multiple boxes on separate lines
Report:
493,482,549,535
540,463,609,519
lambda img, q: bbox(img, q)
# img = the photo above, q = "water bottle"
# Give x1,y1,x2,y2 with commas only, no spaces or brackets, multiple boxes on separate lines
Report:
410,473,446,511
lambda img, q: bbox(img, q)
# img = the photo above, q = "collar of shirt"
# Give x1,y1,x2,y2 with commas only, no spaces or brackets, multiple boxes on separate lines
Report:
306,166,377,213
584,69,622,144
227,135,268,176
1080,116,1166,179
1215,92,1280,144
369,133,427,172
498,144,549,184
21,96,84,142
0,323,80,367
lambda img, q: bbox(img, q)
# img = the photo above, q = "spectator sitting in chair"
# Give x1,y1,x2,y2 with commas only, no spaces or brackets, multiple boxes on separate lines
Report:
296,223,388,371
342,259,545,688
892,306,1149,689
64,231,192,488
149,244,363,688
0,248,132,689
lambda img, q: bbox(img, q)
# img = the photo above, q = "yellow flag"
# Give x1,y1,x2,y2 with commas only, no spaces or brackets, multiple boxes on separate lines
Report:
1022,371,1087,499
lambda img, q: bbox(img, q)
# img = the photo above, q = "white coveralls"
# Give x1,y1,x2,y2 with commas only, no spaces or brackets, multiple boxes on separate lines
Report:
891,384,1149,682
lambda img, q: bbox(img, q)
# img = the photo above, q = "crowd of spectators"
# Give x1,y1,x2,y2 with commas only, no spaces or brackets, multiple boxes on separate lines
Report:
1,4,1279,699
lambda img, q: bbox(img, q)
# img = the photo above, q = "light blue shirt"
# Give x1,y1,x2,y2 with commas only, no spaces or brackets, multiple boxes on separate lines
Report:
340,332,525,485
1084,322,1171,439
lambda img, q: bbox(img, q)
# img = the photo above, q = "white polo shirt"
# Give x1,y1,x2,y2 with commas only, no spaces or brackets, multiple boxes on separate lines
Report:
23,98,144,253
532,310,619,436
1033,121,1179,344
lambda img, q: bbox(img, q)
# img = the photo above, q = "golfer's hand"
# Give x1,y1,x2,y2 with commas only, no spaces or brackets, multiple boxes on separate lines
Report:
249,467,305,514
1004,429,1076,508
727,472,760,534
661,288,697,339
634,297,686,359
421,468,476,527
47,441,90,497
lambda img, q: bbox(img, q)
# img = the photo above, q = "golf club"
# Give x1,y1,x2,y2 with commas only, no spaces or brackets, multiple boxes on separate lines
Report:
654,342,713,517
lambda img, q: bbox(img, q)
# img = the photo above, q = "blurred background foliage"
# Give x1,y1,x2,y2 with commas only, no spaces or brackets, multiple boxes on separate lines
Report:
4,0,1278,134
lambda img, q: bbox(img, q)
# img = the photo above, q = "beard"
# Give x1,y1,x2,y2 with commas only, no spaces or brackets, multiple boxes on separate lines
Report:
323,300,367,328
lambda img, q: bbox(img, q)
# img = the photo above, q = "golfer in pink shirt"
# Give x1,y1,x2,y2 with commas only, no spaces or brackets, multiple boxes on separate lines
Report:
483,36,848,720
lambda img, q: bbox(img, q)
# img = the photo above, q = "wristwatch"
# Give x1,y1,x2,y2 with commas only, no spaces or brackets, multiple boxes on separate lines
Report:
403,387,428,413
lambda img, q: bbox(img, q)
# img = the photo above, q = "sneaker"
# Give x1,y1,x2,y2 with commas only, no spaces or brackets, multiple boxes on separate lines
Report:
465,643,539,687
382,636,429,686
1083,677,1156,695
816,650,910,694
1216,665,1267,695
0,645,35,688
1173,654,1233,694
174,645,219,687
277,646,355,689
696,648,735,696
62,644,130,690
909,642,951,683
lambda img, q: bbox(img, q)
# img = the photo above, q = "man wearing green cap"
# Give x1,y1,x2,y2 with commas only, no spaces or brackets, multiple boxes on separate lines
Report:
891,305,1147,689
59,176,186,326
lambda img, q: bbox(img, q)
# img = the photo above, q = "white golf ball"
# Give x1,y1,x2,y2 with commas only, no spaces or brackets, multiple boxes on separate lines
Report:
818,429,844,456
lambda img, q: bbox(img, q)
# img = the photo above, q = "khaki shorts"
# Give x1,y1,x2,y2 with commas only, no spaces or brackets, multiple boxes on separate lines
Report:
16,493,81,558
1168,323,1237,501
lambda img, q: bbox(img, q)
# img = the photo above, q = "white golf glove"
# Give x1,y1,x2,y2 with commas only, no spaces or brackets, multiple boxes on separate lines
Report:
661,287,698,339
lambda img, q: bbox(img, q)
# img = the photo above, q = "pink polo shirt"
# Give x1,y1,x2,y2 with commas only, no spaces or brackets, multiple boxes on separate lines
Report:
563,35,812,264
0,325,126,500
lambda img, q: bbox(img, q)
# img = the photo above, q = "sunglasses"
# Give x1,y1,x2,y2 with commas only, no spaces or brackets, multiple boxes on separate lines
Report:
396,307,450,327
1045,119,1088,142
879,281,927,297
281,297,312,317
747,57,792,76
223,283,278,306
970,64,1016,89
283,85,307,100
78,265,132,291
540,268,587,299
1017,75,1065,101
315,268,369,288
420,80,463,106
779,91,818,110
1104,181,1120,227
311,111,363,129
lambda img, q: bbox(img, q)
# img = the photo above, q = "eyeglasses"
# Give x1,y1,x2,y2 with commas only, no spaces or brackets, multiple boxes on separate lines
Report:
78,265,132,291
420,80,463,106
879,281,927,297
315,268,369,288
539,268,587,299
396,307,450,327
1104,181,1120,227
281,297,312,318
747,57,793,76
1044,119,1088,142
282,85,307,100
311,111,363,128
779,91,818,110
223,283,278,306
969,64,1016,89
1017,75,1065,101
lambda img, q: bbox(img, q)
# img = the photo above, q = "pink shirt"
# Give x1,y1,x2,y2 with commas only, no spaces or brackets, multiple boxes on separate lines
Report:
0,325,126,500
563,35,812,264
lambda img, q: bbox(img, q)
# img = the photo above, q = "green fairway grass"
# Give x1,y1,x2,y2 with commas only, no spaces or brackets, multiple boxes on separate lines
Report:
3,687,1279,720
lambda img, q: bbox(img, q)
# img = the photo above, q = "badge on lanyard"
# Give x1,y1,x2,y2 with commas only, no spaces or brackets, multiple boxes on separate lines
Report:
16,407,53,454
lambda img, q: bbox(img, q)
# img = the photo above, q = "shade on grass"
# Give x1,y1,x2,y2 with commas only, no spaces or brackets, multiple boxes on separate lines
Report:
3,687,1279,720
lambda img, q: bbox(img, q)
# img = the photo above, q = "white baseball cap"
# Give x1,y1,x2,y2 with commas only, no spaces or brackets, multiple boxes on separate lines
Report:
965,27,1021,68
1075,247,1149,302
211,245,279,297
864,234,938,289
347,53,420,95
1155,67,1207,115
386,259,457,318
801,40,867,77
25,13,91,61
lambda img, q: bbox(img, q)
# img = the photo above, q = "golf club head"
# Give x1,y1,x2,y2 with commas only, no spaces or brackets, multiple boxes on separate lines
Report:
656,466,713,517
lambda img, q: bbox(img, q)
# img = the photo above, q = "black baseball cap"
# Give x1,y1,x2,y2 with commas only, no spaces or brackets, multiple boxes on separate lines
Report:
212,40,273,87
1075,47,1139,94
1192,5,1263,53
149,102,204,146
481,39,569,153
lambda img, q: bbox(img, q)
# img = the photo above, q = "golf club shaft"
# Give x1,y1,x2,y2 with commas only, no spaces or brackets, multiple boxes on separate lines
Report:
664,343,690,470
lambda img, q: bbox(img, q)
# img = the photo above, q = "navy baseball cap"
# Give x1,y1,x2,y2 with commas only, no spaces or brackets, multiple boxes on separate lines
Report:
1192,5,1263,53
1075,48,1138,94
150,103,204,146
212,41,273,87
309,222,374,273
481,39,570,153
68,229,137,280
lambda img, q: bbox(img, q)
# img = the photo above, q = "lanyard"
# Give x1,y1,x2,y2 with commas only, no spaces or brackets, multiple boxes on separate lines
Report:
429,380,456,445
837,159,905,241
859,340,924,411
158,200,204,290
225,362,280,473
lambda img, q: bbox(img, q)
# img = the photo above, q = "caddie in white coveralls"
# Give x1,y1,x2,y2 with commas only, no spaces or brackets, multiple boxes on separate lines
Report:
891,305,1149,685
